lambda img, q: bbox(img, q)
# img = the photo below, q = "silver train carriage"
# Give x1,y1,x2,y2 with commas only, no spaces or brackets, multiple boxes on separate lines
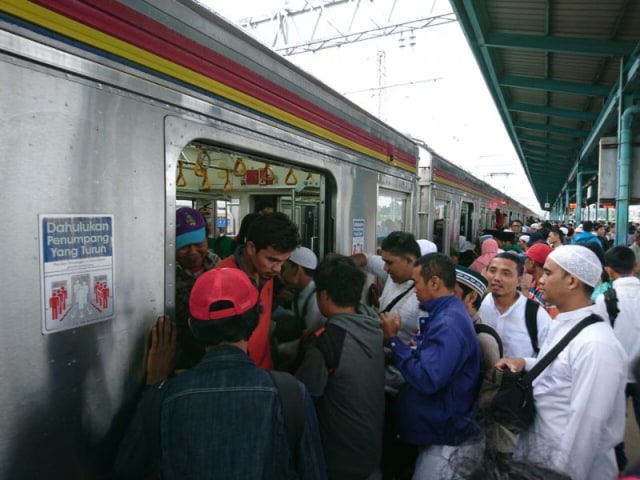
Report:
0,0,418,477
417,144,537,255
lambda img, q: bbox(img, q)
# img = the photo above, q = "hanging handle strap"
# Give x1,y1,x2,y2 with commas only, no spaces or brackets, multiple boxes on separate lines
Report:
176,160,187,187
232,157,247,176
285,168,298,185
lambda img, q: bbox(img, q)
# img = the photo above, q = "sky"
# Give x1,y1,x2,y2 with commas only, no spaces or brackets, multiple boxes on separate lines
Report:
198,0,542,213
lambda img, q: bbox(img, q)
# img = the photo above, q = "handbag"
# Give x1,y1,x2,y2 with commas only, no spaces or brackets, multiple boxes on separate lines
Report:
486,313,602,433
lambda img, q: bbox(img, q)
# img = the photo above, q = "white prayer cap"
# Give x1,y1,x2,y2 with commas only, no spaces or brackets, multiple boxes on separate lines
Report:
519,235,530,244
417,239,437,256
559,227,569,235
547,245,602,287
288,246,318,270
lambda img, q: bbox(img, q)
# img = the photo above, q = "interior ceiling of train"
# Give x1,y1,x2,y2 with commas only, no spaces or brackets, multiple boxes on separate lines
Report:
449,1,640,208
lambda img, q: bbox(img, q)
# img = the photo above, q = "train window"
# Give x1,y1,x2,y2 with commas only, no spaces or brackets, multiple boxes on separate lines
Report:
377,189,408,252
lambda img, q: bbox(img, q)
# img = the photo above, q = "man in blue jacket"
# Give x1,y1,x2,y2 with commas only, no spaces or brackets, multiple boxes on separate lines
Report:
380,253,481,479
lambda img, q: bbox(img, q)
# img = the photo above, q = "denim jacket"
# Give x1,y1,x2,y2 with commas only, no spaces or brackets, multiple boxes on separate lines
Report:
116,345,326,480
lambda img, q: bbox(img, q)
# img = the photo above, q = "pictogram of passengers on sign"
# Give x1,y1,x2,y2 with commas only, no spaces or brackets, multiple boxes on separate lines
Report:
39,214,115,334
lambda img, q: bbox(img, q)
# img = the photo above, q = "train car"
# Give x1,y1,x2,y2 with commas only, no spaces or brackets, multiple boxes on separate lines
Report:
0,1,418,476
416,143,537,255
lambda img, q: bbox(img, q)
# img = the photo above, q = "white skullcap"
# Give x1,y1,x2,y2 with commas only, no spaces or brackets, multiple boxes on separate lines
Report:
519,235,530,244
547,245,602,287
288,246,318,270
559,227,568,235
417,239,437,256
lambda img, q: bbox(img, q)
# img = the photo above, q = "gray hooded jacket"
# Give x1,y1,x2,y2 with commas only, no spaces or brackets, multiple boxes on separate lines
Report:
295,304,385,480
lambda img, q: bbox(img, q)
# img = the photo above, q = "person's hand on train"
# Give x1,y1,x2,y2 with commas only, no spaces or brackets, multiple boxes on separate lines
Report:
145,315,176,385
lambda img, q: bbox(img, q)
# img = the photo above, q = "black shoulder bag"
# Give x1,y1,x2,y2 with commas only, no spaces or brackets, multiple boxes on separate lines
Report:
489,314,602,433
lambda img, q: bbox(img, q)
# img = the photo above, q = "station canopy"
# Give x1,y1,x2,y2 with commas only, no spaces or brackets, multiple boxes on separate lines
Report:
450,0,640,210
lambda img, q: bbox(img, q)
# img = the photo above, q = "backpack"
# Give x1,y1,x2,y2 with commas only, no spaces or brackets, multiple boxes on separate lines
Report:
480,314,603,434
603,288,619,327
268,371,305,463
474,322,504,373
311,323,348,374
524,299,540,355
290,322,347,375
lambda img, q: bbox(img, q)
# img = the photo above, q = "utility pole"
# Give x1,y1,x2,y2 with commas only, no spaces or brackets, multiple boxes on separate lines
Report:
377,50,386,121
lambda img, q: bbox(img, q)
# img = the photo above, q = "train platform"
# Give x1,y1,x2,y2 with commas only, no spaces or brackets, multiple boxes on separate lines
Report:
625,398,640,471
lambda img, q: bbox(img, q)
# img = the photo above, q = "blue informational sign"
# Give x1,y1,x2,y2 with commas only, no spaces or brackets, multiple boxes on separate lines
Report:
352,219,365,254
216,217,227,228
39,214,115,334
42,216,114,262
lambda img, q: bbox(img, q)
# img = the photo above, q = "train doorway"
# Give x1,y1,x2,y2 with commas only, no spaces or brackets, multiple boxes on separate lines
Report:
433,199,449,253
460,201,474,241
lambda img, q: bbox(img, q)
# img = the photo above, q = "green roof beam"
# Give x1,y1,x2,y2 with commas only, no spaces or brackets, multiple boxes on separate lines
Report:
515,121,590,138
501,75,611,97
518,133,582,148
509,102,598,121
522,149,573,161
484,32,636,57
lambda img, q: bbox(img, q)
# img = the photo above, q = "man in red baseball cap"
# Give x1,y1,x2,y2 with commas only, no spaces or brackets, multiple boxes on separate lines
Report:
116,268,326,479
525,243,558,318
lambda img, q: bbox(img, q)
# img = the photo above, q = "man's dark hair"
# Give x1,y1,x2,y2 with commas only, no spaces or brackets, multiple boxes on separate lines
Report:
189,301,260,346
492,251,524,276
246,212,300,252
414,253,456,289
237,213,261,245
381,231,421,258
254,198,275,213
315,257,365,308
458,282,483,311
510,219,522,227
604,245,635,275
497,231,515,243
582,220,594,232
549,226,565,242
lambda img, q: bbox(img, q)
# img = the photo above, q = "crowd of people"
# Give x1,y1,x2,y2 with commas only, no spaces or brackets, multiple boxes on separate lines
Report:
113,208,640,480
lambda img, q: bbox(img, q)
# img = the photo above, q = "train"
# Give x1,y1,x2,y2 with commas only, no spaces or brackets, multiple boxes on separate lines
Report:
417,141,538,255
0,1,535,476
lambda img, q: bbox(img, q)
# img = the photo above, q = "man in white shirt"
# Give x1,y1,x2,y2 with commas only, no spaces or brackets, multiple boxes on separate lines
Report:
352,231,422,345
594,245,640,471
280,246,326,333
277,246,326,369
629,232,640,278
498,245,627,480
479,252,551,358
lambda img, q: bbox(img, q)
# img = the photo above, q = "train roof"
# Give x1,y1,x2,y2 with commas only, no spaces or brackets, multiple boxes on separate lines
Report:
1,0,418,172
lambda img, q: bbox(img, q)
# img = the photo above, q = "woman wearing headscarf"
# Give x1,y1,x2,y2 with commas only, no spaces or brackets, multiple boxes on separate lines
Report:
469,238,498,275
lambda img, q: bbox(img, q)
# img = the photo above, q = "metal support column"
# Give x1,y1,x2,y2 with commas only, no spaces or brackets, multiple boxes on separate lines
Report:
615,104,640,245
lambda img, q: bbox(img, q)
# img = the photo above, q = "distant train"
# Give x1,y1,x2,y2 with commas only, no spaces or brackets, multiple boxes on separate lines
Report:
417,142,538,255
0,1,535,476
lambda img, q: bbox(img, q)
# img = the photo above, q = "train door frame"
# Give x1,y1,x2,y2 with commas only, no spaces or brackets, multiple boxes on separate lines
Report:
164,116,336,314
